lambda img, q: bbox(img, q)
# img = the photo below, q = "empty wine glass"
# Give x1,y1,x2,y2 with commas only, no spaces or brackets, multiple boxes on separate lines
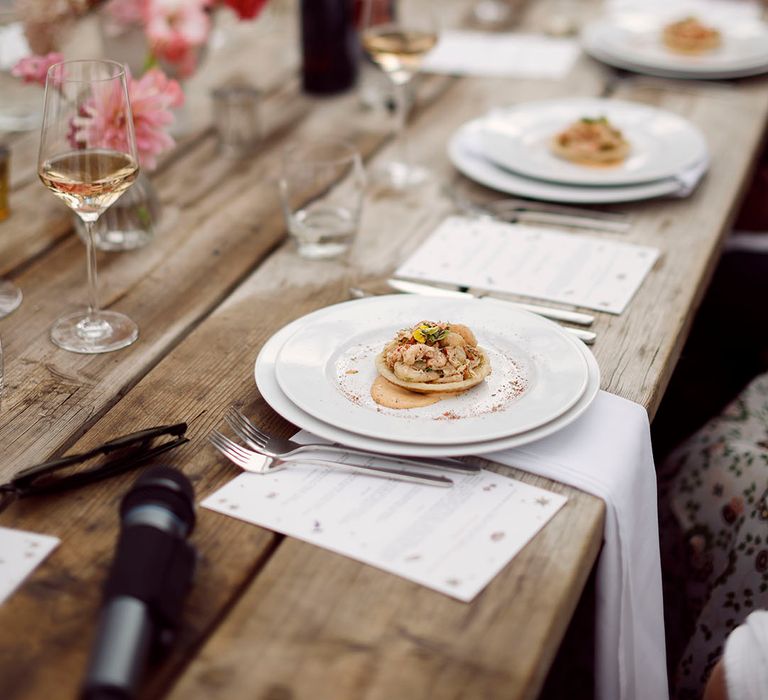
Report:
361,0,437,190
38,59,139,353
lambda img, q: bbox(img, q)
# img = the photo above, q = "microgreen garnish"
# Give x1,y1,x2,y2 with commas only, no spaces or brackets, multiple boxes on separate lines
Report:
412,322,448,345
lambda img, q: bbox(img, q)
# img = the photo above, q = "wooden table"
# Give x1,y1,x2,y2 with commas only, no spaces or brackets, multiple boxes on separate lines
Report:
1,1,766,698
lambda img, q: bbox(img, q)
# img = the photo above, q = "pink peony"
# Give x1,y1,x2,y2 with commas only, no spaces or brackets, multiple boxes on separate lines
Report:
73,68,184,171
143,0,212,78
11,52,64,86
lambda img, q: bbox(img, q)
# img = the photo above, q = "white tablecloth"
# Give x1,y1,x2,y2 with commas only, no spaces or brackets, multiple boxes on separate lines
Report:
488,390,668,700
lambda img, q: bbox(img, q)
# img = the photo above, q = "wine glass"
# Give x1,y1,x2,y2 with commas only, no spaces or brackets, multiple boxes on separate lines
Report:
361,0,437,190
38,59,139,353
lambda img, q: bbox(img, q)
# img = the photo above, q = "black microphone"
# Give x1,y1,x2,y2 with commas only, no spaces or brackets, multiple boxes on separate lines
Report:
81,466,197,700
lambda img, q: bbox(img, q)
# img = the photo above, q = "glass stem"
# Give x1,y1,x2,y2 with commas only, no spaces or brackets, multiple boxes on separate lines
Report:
84,219,100,320
393,78,412,169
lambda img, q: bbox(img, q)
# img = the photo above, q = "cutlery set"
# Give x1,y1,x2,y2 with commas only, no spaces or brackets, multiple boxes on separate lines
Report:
209,407,474,487
445,186,631,234
350,280,597,345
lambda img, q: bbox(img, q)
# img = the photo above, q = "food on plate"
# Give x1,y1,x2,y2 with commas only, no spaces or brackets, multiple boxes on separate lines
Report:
662,17,721,54
550,116,630,166
374,321,491,401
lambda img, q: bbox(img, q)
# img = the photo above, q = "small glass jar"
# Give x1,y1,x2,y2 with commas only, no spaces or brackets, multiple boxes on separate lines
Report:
75,172,161,251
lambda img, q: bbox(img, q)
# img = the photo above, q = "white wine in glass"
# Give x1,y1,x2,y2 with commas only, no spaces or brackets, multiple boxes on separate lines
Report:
362,0,437,190
38,60,139,354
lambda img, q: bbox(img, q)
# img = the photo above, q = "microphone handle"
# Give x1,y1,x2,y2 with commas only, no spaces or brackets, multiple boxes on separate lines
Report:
81,596,153,700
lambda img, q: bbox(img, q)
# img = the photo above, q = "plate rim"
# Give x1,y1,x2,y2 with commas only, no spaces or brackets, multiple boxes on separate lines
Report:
582,18,768,78
272,297,589,445
448,119,687,204
478,97,708,187
254,304,602,457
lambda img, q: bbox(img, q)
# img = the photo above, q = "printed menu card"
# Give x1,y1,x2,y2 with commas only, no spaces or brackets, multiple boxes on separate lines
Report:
421,31,580,79
203,459,566,602
396,216,660,314
0,526,60,605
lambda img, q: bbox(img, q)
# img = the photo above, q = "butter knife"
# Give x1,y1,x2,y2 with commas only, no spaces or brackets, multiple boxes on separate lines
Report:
387,278,595,327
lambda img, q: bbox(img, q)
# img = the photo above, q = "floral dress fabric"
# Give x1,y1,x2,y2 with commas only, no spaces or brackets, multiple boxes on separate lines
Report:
659,372,768,699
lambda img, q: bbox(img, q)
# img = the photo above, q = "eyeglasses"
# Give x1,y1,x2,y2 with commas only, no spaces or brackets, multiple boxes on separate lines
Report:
0,423,189,509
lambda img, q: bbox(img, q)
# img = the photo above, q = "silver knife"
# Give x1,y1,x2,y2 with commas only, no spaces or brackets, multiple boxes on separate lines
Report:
387,278,595,327
513,210,630,234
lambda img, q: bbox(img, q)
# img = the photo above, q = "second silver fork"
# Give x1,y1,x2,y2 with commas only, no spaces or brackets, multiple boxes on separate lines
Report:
225,407,480,473
209,430,453,487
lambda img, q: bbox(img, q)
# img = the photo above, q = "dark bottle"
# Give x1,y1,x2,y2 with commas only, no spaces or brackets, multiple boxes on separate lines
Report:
300,0,359,95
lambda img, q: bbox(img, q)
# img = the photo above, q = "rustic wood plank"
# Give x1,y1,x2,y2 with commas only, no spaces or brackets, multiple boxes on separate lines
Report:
1,1,767,699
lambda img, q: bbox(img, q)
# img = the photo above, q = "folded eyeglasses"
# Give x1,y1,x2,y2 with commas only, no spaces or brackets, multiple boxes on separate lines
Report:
0,423,189,509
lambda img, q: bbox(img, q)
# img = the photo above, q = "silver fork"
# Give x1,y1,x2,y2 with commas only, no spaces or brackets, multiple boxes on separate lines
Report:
209,431,453,487
444,186,630,233
225,407,480,474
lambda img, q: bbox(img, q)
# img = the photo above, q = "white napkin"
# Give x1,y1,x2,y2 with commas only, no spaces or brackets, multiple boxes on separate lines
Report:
421,30,580,79
487,390,668,700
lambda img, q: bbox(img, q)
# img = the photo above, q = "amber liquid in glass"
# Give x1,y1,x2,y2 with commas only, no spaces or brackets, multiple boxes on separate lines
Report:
39,150,138,221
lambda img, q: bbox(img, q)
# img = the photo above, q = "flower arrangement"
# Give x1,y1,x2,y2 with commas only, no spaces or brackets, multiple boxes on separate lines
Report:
73,67,185,170
12,0,269,169
13,54,184,170
103,0,270,78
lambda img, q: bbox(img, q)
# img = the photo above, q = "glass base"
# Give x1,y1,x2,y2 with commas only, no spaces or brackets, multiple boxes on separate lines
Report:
372,161,430,191
0,280,22,318
51,310,138,354
93,227,154,251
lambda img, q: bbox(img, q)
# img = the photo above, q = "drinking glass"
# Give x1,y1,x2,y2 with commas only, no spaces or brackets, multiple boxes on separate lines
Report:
361,0,437,190
38,60,139,353
279,139,366,260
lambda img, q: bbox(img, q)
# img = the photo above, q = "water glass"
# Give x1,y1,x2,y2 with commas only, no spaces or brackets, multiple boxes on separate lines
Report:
279,140,366,259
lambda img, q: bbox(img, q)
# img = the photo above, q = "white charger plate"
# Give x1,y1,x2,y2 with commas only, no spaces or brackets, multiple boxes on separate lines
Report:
583,12,768,79
477,98,707,187
254,302,601,457
273,296,588,446
449,119,692,204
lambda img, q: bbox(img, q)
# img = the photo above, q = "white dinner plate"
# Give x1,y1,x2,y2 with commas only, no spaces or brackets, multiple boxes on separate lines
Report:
583,41,768,80
582,11,768,79
477,98,707,187
254,302,601,457
449,119,694,204
273,296,588,446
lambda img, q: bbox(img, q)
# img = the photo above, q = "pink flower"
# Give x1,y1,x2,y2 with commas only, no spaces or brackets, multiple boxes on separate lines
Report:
73,68,184,171
11,52,64,86
219,0,269,20
144,0,212,78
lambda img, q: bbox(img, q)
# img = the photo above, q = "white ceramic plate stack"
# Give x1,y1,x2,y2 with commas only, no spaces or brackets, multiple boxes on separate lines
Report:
448,97,709,204
582,7,768,79
255,295,600,457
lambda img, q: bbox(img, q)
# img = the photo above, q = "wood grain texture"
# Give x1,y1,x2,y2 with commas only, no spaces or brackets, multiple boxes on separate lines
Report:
1,0,767,698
